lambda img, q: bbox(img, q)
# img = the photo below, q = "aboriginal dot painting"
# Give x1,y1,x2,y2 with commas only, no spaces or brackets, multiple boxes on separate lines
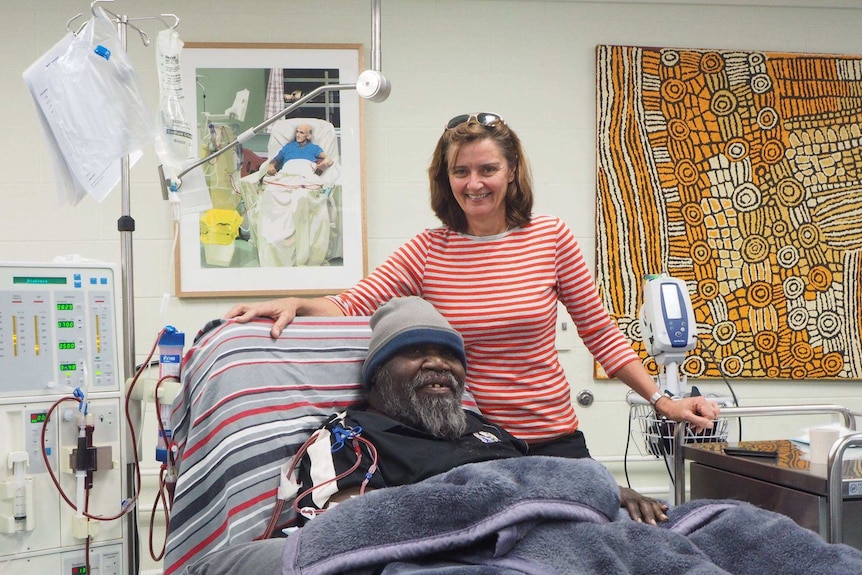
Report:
595,45,862,380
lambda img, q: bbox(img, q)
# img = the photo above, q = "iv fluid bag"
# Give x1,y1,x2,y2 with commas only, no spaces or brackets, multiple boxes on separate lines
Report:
154,27,193,181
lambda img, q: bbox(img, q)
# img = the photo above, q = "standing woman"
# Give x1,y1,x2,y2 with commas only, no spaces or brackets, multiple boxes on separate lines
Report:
226,112,719,453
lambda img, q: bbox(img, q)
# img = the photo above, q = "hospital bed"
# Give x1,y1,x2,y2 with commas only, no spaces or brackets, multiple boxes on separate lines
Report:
162,317,482,575
161,317,370,575
163,318,862,575
238,117,344,268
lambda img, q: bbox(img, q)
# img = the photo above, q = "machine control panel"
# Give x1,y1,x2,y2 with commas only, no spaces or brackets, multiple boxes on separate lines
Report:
0,263,119,396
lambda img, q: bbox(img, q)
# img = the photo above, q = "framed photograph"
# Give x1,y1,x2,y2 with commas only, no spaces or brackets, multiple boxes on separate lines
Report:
176,43,366,297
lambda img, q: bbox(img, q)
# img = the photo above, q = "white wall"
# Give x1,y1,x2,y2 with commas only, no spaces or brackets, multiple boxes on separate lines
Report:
3,0,862,569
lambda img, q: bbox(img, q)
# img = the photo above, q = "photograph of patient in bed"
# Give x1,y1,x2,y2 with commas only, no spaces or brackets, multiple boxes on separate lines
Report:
177,46,365,297
201,114,345,270
246,118,344,269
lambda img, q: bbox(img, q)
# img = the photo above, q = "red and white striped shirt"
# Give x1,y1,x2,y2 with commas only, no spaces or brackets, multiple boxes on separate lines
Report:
328,215,638,442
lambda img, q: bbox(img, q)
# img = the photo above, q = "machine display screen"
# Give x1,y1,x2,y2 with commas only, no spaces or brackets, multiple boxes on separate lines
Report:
59,363,77,372
661,284,683,319
13,276,68,285
57,320,75,329
59,342,76,350
30,412,47,424
71,566,88,575
57,302,74,310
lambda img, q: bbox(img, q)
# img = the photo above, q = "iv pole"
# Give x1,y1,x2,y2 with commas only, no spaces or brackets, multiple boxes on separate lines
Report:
70,4,180,574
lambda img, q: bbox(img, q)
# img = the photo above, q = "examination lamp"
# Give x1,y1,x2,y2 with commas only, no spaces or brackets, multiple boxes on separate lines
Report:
159,0,390,198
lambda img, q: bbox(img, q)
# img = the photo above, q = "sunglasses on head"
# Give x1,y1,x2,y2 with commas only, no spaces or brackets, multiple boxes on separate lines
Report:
445,112,505,130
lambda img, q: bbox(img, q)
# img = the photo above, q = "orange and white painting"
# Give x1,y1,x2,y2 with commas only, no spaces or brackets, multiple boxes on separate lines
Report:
596,45,862,379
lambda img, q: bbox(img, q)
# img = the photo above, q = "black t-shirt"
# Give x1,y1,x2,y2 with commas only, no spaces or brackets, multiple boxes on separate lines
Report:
295,410,528,510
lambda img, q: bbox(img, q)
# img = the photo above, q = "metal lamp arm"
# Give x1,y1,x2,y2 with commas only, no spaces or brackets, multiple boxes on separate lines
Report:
161,0,390,196
165,82,356,193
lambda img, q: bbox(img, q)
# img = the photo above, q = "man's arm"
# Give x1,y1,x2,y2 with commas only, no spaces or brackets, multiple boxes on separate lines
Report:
266,146,288,175
314,150,334,173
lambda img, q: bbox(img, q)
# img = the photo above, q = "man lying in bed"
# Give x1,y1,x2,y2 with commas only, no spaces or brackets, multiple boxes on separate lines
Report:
180,298,862,575
290,295,667,524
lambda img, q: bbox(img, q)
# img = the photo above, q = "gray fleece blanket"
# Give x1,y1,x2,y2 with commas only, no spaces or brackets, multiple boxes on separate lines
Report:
280,456,862,575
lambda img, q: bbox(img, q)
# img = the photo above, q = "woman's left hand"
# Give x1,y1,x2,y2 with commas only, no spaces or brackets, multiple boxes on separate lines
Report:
655,395,721,433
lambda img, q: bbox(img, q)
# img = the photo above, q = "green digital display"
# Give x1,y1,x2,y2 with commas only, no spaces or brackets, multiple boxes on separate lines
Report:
57,303,74,311
57,320,75,329
13,276,67,285
72,566,88,575
30,412,47,424
59,342,76,350
59,363,77,372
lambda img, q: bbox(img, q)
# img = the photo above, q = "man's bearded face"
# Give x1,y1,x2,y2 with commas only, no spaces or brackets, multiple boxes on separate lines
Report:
369,344,467,439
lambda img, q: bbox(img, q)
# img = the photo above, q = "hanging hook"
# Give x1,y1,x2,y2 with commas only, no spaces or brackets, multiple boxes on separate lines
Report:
65,13,88,35
69,1,174,48
90,0,114,17
160,14,180,30
128,22,151,47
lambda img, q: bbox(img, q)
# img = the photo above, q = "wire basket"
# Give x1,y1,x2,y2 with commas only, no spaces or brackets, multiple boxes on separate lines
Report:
632,403,729,457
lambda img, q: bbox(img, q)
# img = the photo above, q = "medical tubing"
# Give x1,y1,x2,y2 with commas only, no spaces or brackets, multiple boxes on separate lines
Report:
258,499,285,540
75,419,88,517
259,422,375,538
257,427,325,539
122,327,169,517
155,376,179,475
275,436,379,536
38,396,125,520
84,491,93,574
148,466,171,561
258,428,330,538
624,404,635,488
698,342,743,438
150,373,179,559
290,434,378,515
156,398,173,470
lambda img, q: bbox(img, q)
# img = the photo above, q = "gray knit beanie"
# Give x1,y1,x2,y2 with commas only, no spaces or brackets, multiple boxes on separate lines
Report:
361,297,467,388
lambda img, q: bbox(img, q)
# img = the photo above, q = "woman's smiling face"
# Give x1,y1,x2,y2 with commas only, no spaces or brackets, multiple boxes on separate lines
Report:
447,138,514,236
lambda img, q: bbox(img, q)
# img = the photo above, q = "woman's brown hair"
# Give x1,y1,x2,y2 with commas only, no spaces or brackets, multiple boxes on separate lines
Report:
427,120,533,233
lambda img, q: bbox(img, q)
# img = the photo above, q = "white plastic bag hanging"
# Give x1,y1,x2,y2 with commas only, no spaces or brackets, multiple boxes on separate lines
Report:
153,26,211,215
33,7,153,203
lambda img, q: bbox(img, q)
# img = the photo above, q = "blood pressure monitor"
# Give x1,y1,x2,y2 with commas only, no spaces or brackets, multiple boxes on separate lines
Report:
639,274,697,358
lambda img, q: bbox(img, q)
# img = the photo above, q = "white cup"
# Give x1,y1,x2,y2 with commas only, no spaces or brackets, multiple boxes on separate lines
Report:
808,427,841,465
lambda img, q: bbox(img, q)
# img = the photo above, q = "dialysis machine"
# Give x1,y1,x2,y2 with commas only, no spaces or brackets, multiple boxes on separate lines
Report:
0,262,127,574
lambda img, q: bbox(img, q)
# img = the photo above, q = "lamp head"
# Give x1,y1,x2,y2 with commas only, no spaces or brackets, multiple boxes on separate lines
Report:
356,69,391,103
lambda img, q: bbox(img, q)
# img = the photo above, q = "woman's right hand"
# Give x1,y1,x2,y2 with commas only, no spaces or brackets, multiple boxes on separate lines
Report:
224,298,300,338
